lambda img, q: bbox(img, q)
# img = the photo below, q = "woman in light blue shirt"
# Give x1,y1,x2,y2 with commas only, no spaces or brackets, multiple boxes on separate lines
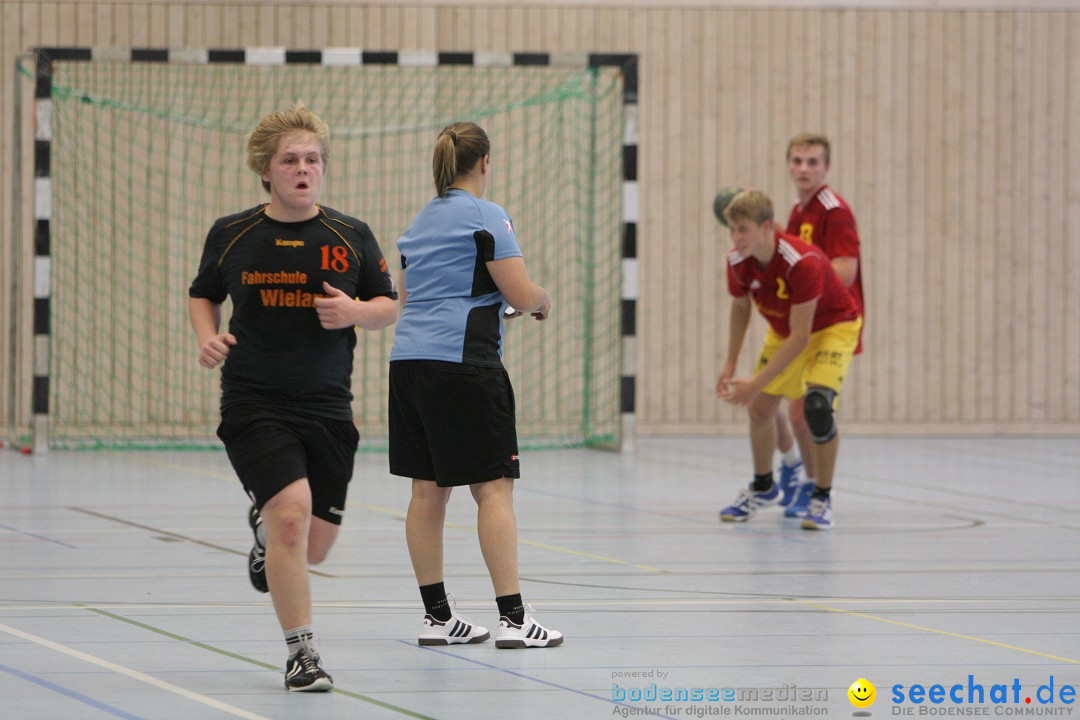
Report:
389,122,563,649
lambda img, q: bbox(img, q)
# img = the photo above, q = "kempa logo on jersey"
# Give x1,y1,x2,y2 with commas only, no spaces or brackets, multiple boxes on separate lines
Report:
890,676,1076,716
275,238,305,247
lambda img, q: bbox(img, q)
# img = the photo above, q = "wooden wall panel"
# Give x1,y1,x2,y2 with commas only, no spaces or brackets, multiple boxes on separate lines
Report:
1040,13,1060,422
1046,14,1067,421
697,10,720,425
673,11,696,421
2,1,1079,441
870,10,892,422
1027,15,1047,422
1009,14,1033,423
0,2,16,438
1068,14,1080,416
971,11,992,423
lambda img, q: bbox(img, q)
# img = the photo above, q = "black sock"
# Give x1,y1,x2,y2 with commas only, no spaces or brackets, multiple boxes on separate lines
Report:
752,472,774,493
496,593,525,625
419,582,451,621
812,486,831,499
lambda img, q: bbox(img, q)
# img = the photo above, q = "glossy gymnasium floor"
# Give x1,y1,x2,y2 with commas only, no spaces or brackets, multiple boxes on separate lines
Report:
1,435,1078,720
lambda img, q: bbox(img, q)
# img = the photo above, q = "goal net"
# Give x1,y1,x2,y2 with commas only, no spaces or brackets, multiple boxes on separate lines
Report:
41,56,624,449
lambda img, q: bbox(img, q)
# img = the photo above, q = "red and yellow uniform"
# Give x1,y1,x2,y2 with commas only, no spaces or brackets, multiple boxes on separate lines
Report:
727,232,860,398
787,185,864,353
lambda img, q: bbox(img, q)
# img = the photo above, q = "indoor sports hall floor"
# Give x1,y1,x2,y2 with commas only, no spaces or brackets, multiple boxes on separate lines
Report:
2,436,1078,720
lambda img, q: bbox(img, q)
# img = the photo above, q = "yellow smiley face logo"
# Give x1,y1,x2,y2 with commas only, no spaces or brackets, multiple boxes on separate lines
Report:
848,678,876,708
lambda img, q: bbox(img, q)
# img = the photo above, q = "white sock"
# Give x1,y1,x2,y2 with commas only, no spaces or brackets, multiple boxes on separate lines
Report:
285,625,315,657
781,447,801,466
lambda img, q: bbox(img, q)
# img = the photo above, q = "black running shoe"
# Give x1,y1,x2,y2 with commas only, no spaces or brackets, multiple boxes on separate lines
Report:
284,646,333,692
248,504,268,593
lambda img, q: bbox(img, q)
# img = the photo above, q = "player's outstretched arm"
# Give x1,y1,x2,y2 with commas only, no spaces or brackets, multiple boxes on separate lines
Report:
718,296,752,397
720,300,814,406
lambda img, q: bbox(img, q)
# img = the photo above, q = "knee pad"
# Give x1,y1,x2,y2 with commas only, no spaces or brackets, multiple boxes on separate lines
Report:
803,387,837,444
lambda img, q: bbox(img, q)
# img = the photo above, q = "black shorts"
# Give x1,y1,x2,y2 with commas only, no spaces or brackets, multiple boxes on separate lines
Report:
216,404,360,525
388,360,520,487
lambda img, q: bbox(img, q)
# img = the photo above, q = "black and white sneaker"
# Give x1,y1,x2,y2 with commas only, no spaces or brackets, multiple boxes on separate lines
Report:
418,614,490,645
248,504,268,594
494,609,563,649
284,645,333,692
417,594,489,645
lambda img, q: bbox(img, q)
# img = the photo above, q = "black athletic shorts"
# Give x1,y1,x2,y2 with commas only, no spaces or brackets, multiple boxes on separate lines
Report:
216,404,359,525
388,360,520,487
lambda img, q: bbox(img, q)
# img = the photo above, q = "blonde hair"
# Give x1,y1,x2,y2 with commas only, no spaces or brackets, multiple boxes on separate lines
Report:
432,122,490,198
724,189,774,226
786,132,831,165
246,102,330,193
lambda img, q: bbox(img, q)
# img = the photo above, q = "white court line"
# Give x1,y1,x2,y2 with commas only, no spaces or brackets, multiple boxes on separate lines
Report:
0,596,1075,612
0,622,272,720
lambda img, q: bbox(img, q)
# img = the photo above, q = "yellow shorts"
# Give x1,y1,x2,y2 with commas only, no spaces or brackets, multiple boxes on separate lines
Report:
755,317,862,400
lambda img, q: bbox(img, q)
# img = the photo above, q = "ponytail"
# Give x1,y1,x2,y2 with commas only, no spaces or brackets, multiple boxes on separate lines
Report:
432,131,458,198
431,122,490,198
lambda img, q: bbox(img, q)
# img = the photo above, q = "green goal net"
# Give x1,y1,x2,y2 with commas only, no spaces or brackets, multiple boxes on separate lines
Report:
42,58,623,449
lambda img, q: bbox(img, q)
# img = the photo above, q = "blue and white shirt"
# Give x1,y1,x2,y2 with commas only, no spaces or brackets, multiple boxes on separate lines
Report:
391,189,523,366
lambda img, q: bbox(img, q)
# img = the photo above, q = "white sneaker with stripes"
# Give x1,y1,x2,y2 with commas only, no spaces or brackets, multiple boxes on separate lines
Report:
494,610,564,649
417,602,490,646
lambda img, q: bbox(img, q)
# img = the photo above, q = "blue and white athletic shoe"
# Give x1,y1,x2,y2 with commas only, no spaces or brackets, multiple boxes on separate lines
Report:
719,483,780,522
778,460,805,507
784,482,814,518
801,495,834,530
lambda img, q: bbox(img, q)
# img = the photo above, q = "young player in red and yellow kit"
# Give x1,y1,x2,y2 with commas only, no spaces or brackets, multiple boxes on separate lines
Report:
773,133,865,517
716,190,860,530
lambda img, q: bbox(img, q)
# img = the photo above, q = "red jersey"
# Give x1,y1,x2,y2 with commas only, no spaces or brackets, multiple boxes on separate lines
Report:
787,186,864,350
726,232,859,338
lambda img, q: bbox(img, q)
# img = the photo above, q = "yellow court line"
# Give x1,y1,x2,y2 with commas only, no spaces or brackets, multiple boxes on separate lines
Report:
357,503,408,519
801,601,1080,665
357,503,667,573
517,537,666,573
96,457,671,575
107,452,236,482
114,456,666,574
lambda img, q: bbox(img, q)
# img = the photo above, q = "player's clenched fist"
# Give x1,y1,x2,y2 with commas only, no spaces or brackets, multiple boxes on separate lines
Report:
314,282,355,330
198,333,237,369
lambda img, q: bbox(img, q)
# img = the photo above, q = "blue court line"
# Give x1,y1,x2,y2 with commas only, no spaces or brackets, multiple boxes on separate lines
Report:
0,523,78,548
0,661,146,719
406,641,680,720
